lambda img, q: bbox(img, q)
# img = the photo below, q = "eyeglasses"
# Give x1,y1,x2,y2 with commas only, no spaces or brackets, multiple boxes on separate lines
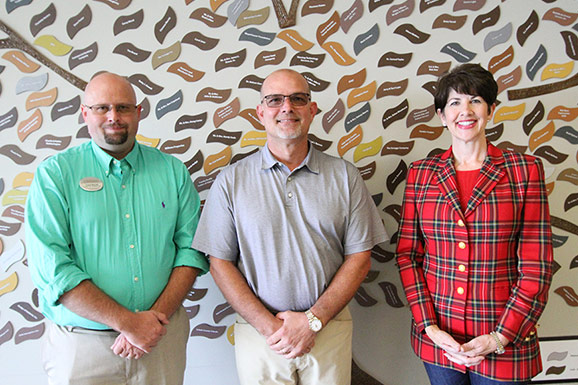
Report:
261,93,310,108
83,104,139,115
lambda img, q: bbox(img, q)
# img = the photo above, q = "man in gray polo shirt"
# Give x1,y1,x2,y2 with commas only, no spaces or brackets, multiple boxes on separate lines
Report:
192,69,388,385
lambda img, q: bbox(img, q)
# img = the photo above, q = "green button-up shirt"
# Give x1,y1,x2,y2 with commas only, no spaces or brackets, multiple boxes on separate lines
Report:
25,140,208,329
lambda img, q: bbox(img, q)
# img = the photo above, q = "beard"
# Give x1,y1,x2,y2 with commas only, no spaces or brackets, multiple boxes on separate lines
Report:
103,124,129,145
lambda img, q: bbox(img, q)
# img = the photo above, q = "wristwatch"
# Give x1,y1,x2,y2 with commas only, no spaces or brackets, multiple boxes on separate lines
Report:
305,310,322,332
490,331,506,355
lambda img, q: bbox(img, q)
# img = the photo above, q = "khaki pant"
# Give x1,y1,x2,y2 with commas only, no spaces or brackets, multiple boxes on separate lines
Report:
234,307,353,385
42,307,189,385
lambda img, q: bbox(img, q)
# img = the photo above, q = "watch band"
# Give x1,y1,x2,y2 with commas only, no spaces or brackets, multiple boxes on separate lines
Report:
490,331,505,355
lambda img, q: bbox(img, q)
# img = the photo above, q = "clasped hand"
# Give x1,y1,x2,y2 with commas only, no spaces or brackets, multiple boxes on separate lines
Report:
110,310,169,359
266,311,316,359
425,325,498,367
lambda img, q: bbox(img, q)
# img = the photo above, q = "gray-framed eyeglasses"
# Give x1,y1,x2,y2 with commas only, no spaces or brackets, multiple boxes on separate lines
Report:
261,93,311,108
83,104,139,115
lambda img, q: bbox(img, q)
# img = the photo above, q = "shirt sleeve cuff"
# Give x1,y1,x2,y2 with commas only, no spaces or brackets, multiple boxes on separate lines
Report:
174,248,209,275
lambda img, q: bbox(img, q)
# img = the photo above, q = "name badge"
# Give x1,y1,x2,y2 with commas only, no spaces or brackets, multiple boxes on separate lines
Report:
79,177,103,192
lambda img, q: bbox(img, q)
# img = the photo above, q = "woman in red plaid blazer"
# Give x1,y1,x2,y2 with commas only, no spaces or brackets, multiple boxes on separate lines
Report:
396,64,553,384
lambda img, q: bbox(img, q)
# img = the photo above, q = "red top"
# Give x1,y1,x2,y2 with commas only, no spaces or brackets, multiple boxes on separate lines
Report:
456,169,480,212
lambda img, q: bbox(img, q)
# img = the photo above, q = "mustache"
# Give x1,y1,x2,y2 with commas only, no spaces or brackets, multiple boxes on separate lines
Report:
103,123,128,129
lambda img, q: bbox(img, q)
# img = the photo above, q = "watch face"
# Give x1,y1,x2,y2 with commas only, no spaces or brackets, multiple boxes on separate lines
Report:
311,319,322,332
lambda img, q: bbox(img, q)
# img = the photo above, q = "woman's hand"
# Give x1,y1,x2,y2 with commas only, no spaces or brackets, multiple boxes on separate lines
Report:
425,325,461,354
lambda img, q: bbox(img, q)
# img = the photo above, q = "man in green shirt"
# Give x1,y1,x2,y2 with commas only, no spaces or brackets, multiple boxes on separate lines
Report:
25,72,209,384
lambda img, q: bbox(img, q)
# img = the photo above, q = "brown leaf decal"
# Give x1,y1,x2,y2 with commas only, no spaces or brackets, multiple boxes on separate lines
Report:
181,31,220,51
561,31,578,60
30,3,56,37
94,0,131,10
139,98,150,121
290,51,326,68
338,124,363,156
190,323,227,339
207,129,241,146
301,72,330,92
167,62,205,82
371,244,395,263
302,0,334,16
545,182,554,196
543,7,578,27
547,105,578,122
113,43,151,63
189,8,228,27
10,302,44,322
384,204,401,223
472,5,500,35
67,4,92,39
323,99,345,134
175,113,208,132
485,123,504,142
214,97,240,128
496,141,527,154
0,107,18,133
357,161,376,180
316,11,340,46
2,51,39,73
36,134,72,151
378,281,405,308
417,60,450,76
308,133,332,152
215,49,247,72
204,146,232,174
213,302,235,323
0,322,14,346
564,192,578,212
377,79,408,98
382,99,409,130
523,101,544,135
488,45,514,74
497,66,522,95
364,270,380,283
341,0,363,33
394,23,430,44
239,109,264,130
113,9,143,35
155,6,177,44
237,7,270,28
381,140,415,156
545,366,566,375
18,109,42,142
15,323,45,344
422,81,437,96
386,0,415,26
354,286,378,307
432,13,467,30
51,95,81,122
277,30,314,52
551,215,578,236
26,87,57,110
186,288,208,301
454,0,485,11
254,47,286,69
69,42,98,70
386,159,407,194
534,145,568,165
529,121,555,152
378,52,412,68
410,124,444,140
239,74,264,91
347,81,376,108
151,41,181,70
517,10,539,47
231,149,259,165
322,42,356,66
554,286,578,306
160,137,191,155
2,205,24,222
196,87,231,104
338,68,366,95
369,0,395,13
406,104,435,127
184,304,200,319
128,74,164,95
184,150,204,176
419,0,446,13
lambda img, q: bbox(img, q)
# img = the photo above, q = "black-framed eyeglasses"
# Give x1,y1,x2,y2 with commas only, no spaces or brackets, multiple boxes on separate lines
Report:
83,104,139,115
261,93,311,108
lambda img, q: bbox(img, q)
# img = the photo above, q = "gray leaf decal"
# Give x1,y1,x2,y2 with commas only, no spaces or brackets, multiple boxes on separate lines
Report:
67,4,92,39
51,95,81,121
30,3,56,37
113,9,144,36
69,42,98,70
113,43,151,63
554,126,578,144
190,323,226,339
0,145,36,165
526,44,547,81
0,107,18,132
354,23,379,55
36,134,72,151
15,323,45,344
227,0,249,26
239,27,276,46
483,23,512,52
213,302,235,323
16,73,48,94
0,321,14,346
155,90,183,120
441,42,476,63
345,102,371,132
10,302,44,322
155,7,177,44
128,74,164,95
7,0,33,14
175,113,208,132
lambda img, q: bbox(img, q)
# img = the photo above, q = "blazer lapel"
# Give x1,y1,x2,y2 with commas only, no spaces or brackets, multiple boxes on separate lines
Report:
435,148,463,217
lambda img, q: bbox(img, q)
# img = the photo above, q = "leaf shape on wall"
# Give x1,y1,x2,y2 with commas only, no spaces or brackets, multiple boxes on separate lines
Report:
113,9,144,35
410,124,444,140
406,104,435,127
128,74,164,95
381,140,415,156
526,44,548,81
213,302,235,323
167,62,205,82
239,74,264,91
51,95,81,121
386,159,408,194
227,0,249,26
341,0,363,33
496,66,521,95
181,31,220,51
30,3,56,37
541,62,575,81
563,192,578,212
215,49,247,72
322,99,345,134
2,189,29,206
357,161,376,180
189,8,228,27
94,0,131,10
386,0,414,26
378,281,404,308
155,6,177,44
554,126,578,144
378,51,412,68
194,173,219,193
237,7,270,28
155,90,183,119
151,41,181,70
384,204,401,223
16,73,48,94
354,23,380,56
369,0,394,13
2,51,40,73
196,87,232,104
561,31,578,60
17,109,42,142
345,102,371,132
394,23,430,44
308,134,332,153
34,35,73,56
557,168,578,186
26,87,57,110
316,11,340,46
354,286,378,307
239,28,276,46
533,145,568,165
7,0,32,13
377,79,408,99
135,134,160,148
67,4,92,39
322,41,356,66
302,0,334,16
371,244,394,263
547,106,578,122
302,72,330,92
454,0,485,11
0,107,18,132
496,141,527,155
354,136,382,163
69,42,98,70
523,101,544,135
417,60,451,76
382,99,409,130
0,145,36,165
190,323,227,339
0,322,14,346
254,47,286,69
493,103,525,125
213,97,240,128
10,302,44,322
207,129,242,146
113,43,151,63
36,134,72,151
347,81,376,108
184,150,204,176
473,5,500,35
338,125,363,156
277,30,314,51
517,10,539,47
432,13,467,30
483,23,512,52
15,323,45,344
554,286,578,307
485,123,504,142
239,109,264,130
338,68,366,94
0,272,18,297
488,45,514,74
204,146,232,175
240,131,267,148
543,7,578,26
419,0,446,13
290,51,326,68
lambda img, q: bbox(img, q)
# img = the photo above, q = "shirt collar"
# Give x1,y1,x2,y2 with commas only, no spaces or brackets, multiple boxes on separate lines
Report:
260,141,320,174
90,140,140,176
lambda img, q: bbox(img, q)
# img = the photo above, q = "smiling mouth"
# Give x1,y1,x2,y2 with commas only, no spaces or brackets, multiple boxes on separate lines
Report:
457,120,476,128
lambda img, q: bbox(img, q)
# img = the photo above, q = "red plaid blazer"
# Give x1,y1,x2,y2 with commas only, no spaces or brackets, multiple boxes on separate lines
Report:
396,143,553,381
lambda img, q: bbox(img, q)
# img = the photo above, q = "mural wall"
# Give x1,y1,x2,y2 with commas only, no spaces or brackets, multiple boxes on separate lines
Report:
0,1,577,384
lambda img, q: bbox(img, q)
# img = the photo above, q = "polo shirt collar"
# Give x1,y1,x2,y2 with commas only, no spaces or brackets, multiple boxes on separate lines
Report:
261,141,320,174
90,140,140,175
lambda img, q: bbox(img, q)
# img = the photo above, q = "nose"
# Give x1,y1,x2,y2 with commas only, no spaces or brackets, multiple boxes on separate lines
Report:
280,96,294,112
106,107,121,121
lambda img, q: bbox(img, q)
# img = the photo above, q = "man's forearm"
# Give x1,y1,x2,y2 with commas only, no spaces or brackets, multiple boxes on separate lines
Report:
150,266,199,318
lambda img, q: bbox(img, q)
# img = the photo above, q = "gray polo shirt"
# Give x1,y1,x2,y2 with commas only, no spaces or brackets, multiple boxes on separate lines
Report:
192,143,388,312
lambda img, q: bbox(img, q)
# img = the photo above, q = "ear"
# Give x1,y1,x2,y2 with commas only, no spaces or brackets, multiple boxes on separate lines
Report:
81,104,89,123
436,108,446,126
488,103,496,119
309,101,318,116
256,103,265,124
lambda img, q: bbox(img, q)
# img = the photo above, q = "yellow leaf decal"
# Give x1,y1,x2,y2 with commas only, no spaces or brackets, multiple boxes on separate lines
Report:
353,136,382,163
241,131,267,148
347,81,377,108
204,146,232,175
338,125,363,157
0,272,18,297
227,324,235,345
13,172,34,188
2,189,28,206
493,103,525,124
34,35,73,56
136,134,160,148
277,30,314,52
541,61,574,80
322,41,356,66
529,121,555,152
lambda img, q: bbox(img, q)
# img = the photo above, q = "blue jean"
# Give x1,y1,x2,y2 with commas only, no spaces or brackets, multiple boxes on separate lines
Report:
424,363,529,385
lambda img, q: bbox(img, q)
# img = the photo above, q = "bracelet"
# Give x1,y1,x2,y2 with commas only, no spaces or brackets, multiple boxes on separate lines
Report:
490,331,505,355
